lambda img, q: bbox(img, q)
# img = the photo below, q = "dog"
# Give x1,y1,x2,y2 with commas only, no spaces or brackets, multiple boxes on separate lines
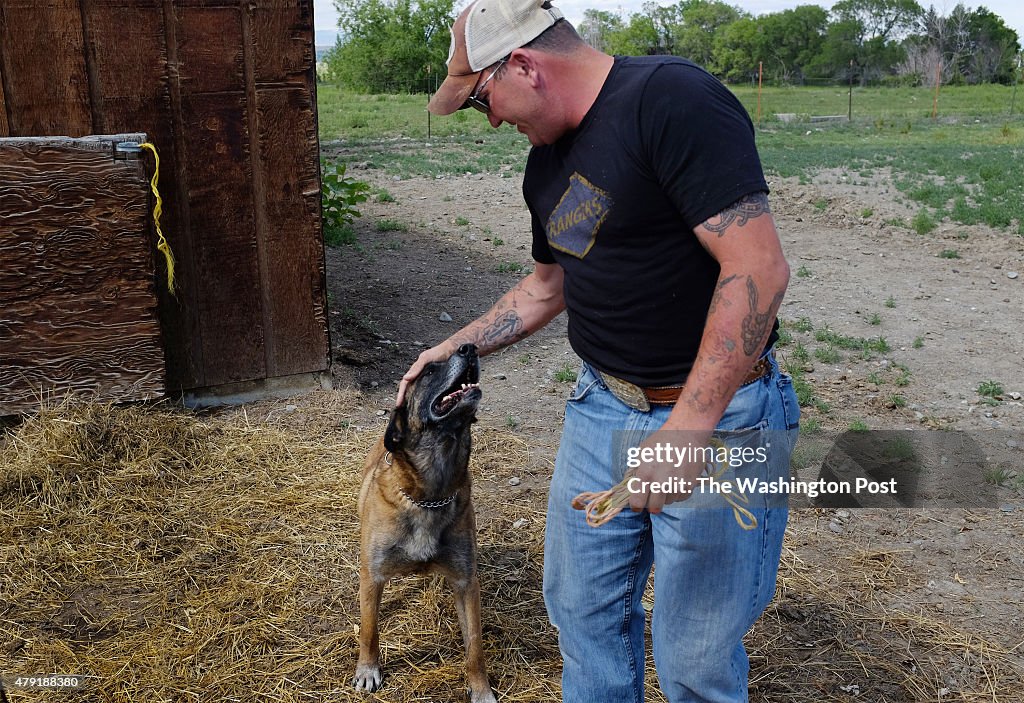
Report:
352,343,497,702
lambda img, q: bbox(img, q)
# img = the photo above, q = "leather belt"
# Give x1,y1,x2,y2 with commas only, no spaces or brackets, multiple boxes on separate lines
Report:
598,353,774,413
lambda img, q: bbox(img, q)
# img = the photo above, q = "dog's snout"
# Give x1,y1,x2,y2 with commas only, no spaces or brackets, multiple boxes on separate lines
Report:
457,343,477,357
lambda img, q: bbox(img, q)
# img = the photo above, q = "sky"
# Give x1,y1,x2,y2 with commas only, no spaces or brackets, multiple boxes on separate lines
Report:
313,0,1024,48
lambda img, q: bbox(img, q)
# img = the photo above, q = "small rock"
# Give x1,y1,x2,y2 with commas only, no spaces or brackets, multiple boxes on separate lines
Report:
836,510,851,520
508,477,522,487
828,522,844,534
439,312,453,322
376,409,386,417
492,373,508,380
1008,271,1019,279
1008,439,1020,449
1000,504,1015,513
286,404,297,413
511,518,528,529
1008,392,1022,401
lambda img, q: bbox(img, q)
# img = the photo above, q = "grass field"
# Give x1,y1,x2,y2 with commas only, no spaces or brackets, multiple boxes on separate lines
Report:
318,83,1024,234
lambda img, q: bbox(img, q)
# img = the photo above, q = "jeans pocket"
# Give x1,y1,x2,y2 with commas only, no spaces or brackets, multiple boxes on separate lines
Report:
567,362,600,404
777,372,801,432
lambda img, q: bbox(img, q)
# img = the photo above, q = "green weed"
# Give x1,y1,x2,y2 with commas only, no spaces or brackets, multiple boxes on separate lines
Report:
321,161,370,247
376,218,407,232
912,209,937,235
977,380,1004,398
554,363,577,383
814,345,841,363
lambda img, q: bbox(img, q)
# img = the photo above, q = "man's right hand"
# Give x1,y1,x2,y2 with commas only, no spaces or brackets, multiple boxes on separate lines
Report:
395,342,455,407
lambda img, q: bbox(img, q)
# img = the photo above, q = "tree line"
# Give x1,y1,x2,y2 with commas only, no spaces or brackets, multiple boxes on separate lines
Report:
323,0,1023,92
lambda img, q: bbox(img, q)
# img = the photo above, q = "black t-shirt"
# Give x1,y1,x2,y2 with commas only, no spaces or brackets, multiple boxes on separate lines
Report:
525,55,775,387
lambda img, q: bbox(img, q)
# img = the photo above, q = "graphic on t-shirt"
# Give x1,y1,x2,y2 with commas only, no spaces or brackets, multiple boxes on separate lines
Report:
545,173,612,259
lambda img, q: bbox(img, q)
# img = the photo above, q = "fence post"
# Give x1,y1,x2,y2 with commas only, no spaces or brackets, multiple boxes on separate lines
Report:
757,61,763,126
1012,55,1022,116
931,62,941,120
426,66,432,140
848,60,853,121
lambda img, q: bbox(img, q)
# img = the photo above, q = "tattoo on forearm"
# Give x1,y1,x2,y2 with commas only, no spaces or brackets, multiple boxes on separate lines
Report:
741,277,784,356
702,193,770,237
481,310,526,348
708,274,737,316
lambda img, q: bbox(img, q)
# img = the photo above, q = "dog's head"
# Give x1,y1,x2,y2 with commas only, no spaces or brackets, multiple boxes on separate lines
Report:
385,344,482,455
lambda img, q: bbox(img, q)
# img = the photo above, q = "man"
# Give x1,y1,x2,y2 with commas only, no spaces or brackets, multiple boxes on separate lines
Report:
397,0,800,700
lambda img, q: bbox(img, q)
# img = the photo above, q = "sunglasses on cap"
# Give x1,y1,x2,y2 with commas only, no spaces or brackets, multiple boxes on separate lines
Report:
462,58,508,114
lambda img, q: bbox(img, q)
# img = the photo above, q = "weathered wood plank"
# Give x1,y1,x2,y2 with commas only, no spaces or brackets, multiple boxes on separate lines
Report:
252,0,315,85
178,6,244,94
0,140,164,415
254,86,328,375
0,0,92,136
181,90,266,385
0,56,9,136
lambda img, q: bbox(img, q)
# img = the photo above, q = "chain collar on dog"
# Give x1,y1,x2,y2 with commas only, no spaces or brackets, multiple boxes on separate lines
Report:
383,452,458,509
399,488,458,510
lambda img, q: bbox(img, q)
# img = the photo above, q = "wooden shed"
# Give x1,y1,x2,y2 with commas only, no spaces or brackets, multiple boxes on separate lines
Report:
0,0,329,412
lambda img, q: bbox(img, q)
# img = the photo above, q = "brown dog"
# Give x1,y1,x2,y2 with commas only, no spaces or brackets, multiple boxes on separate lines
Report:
352,344,497,702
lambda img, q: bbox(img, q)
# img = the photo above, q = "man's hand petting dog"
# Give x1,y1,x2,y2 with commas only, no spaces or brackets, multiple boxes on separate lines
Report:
395,342,458,408
354,344,497,703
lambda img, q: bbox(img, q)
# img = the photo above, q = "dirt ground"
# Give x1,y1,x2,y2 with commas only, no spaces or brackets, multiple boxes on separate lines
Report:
319,157,1024,699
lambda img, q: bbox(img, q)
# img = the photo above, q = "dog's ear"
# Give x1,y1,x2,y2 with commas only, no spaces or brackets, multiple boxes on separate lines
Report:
384,405,407,453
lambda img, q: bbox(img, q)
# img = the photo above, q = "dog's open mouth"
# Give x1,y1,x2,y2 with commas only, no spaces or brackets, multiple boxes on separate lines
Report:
431,364,481,418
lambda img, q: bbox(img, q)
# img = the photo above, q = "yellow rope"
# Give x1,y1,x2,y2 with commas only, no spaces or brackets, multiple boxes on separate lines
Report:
138,142,176,296
572,437,758,530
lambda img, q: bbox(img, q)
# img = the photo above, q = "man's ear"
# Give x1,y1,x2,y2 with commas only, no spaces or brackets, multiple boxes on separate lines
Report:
508,48,540,86
384,405,407,453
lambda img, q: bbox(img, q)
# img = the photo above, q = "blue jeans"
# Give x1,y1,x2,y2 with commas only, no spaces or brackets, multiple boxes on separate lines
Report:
543,355,800,703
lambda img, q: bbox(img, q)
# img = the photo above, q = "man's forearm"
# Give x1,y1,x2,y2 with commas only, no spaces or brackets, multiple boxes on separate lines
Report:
666,265,788,432
439,272,565,357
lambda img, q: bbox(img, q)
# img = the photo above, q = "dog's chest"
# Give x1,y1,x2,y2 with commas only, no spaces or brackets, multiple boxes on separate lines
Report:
402,521,442,561
373,509,454,572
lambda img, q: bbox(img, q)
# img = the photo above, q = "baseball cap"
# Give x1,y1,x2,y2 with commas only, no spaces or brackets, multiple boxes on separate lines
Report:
427,0,563,115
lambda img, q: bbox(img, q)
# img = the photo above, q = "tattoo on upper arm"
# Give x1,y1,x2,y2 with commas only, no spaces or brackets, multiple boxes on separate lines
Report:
741,277,784,356
702,193,770,237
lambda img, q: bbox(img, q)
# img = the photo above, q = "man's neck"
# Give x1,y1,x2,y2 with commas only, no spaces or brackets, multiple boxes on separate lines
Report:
564,51,615,129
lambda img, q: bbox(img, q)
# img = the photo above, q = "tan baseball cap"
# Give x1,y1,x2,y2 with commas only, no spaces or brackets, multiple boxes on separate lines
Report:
427,0,563,115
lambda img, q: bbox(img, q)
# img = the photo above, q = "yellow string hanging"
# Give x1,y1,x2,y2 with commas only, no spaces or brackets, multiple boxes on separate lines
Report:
138,142,176,296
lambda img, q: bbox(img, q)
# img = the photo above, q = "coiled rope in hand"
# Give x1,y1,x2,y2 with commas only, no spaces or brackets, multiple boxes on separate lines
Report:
571,437,758,530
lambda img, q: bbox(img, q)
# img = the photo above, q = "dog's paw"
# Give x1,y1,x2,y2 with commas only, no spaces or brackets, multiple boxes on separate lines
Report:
352,663,383,692
468,687,498,703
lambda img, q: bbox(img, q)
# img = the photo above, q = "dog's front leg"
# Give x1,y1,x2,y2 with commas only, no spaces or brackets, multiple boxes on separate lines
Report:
353,565,385,692
451,573,497,703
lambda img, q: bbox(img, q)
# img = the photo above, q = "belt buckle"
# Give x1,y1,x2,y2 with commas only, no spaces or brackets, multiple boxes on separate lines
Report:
598,371,651,412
